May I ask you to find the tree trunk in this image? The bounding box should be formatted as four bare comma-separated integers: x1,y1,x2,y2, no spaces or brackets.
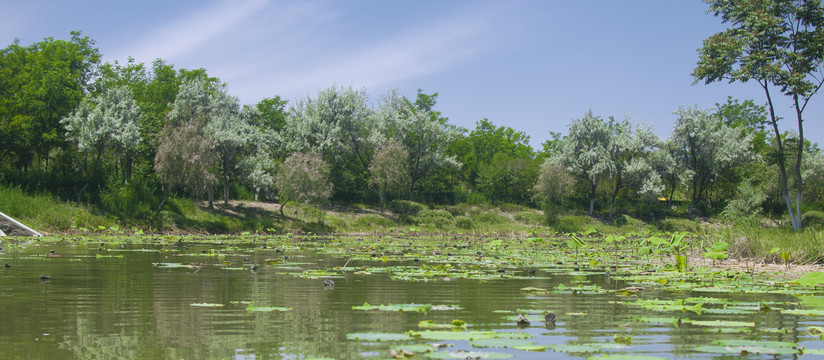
609,172,622,220
793,95,805,231
223,175,230,206
763,83,799,231
588,180,597,217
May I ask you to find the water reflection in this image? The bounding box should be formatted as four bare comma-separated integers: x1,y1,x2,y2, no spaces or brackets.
0,242,819,359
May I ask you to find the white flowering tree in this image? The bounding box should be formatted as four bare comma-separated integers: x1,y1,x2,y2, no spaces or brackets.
62,84,141,201
605,117,660,219
559,110,613,216
670,105,752,214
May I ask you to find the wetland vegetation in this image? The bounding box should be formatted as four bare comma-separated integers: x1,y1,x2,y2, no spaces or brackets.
4,232,824,359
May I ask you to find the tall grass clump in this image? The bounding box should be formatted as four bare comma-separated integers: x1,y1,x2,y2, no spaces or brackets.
721,221,824,263
0,185,113,232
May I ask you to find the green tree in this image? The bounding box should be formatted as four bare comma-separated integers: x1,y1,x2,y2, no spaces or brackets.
532,157,576,223
559,110,613,216
0,31,100,171
451,118,535,190
694,0,824,230
256,96,288,132
275,152,333,216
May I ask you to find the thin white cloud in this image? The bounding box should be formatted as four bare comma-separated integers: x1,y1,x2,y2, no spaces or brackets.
110,0,270,63
227,3,503,103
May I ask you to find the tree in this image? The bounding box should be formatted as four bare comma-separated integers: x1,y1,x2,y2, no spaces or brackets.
451,118,535,192
477,153,539,204
275,152,333,216
605,117,659,219
154,114,217,211
694,0,824,230
376,90,460,201
532,157,576,223
206,89,255,206
559,110,613,216
670,105,752,214
256,96,288,132
155,78,221,208
61,85,142,201
369,139,408,212
281,86,376,200
0,31,100,171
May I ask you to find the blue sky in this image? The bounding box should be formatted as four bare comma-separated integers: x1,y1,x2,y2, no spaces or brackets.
3,0,823,148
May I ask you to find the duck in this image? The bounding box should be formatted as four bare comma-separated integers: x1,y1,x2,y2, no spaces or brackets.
323,279,335,287
39,275,50,280
545,312,557,324
516,314,530,325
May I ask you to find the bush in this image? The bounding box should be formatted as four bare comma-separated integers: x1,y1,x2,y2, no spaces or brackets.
388,200,427,215
514,211,543,226
803,211,824,229
656,218,699,233
414,209,455,230
554,215,590,233
472,211,508,225
455,216,474,230
721,180,766,220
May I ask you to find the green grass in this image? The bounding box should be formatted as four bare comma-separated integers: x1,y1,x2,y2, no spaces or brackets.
3,183,824,266
0,185,114,234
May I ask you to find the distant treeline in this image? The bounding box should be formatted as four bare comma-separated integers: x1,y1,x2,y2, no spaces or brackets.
1,31,823,228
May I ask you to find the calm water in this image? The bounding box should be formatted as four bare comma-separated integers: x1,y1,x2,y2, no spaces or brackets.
0,239,821,359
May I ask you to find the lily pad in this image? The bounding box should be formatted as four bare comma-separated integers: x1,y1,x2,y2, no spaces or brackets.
246,304,292,312
470,338,535,348
689,320,755,327
587,355,669,360
424,350,514,359
408,330,497,341
346,332,412,341
190,303,224,307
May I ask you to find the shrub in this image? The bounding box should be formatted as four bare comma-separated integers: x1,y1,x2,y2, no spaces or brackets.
472,211,508,225
803,210,824,229
721,180,767,220
455,216,474,230
514,211,544,226
554,215,590,233
656,218,699,232
388,200,427,215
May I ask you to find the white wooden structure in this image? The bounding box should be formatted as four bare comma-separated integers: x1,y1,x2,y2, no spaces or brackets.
0,211,42,236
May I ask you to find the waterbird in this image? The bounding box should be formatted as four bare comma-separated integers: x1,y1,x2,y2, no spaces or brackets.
516,314,530,325
323,279,335,287
39,275,50,280
545,312,557,324
4,263,10,268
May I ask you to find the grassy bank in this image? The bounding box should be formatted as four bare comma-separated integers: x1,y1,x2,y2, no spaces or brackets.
1,185,822,264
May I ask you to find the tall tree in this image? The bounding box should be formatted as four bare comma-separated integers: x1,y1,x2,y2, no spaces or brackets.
0,31,100,171
376,90,459,201
369,139,408,212
670,106,752,214
694,0,824,230
605,117,659,219
560,110,613,216
61,85,142,201
155,78,220,208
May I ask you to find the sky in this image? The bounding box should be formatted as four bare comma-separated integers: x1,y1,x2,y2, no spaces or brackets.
3,0,823,148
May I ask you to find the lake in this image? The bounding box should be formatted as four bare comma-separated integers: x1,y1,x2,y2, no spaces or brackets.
1,234,823,359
